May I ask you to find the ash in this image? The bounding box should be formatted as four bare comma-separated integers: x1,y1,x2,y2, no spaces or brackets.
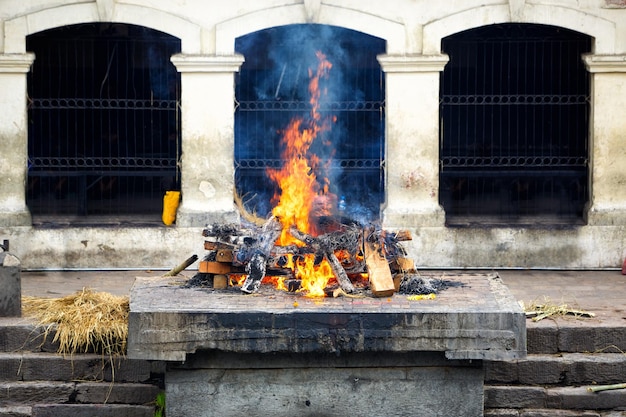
398,274,462,295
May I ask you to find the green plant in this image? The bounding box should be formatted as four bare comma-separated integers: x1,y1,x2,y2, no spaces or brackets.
154,391,165,417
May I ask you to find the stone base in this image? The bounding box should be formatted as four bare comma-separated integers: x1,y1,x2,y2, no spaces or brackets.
166,351,483,417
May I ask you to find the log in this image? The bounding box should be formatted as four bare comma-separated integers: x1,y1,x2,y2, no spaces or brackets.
163,254,198,277
364,240,395,297
240,217,282,294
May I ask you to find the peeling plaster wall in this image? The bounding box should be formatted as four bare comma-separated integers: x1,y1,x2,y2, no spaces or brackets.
1,0,625,269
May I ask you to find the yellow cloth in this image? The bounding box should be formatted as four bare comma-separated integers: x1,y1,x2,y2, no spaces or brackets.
162,191,180,226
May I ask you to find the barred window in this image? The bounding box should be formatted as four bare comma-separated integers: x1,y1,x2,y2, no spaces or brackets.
440,24,591,226
234,25,386,223
27,24,181,224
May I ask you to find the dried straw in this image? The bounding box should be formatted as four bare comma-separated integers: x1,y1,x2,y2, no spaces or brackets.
520,296,595,322
22,288,129,356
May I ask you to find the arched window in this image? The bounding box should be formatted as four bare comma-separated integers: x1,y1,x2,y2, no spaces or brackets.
234,25,385,223
440,24,591,225
27,23,181,224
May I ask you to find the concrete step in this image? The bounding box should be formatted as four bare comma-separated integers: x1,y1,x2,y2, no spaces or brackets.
484,385,626,411
31,404,154,417
0,352,160,383
0,380,159,407
485,353,626,386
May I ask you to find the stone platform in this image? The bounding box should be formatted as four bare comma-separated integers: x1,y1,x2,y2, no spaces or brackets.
128,272,525,362
128,273,525,417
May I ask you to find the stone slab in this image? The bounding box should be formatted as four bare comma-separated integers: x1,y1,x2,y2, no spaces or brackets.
165,351,484,417
128,272,526,361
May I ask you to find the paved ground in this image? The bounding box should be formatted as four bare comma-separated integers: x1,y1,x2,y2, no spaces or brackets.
19,268,626,325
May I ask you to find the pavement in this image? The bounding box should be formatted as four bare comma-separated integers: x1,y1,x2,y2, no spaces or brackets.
18,268,626,326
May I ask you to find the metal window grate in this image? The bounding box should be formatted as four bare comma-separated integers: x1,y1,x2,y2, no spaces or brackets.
440,24,591,225
26,24,181,221
234,25,386,222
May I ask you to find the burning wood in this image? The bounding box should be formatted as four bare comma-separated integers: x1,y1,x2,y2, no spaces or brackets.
196,217,417,298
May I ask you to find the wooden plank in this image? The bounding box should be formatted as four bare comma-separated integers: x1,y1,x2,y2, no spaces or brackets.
199,261,232,274
364,241,395,297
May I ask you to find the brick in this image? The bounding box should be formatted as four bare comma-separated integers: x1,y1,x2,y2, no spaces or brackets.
31,404,153,417
484,385,546,408
74,382,159,405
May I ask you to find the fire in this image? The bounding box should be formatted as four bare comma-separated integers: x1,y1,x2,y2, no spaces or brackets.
266,51,337,297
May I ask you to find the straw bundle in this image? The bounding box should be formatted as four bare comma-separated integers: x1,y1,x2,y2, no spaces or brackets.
22,288,129,356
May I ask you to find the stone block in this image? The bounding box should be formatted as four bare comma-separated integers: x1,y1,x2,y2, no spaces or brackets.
0,253,20,317
0,405,31,417
166,351,484,417
0,352,153,383
74,382,159,405
520,410,600,417
0,381,74,404
527,322,559,354
484,385,547,409
484,409,520,417
548,386,626,410
31,404,153,417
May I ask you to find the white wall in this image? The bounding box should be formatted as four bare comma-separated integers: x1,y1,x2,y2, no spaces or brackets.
1,0,625,269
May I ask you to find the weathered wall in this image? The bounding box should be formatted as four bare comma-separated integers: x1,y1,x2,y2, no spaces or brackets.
0,0,625,269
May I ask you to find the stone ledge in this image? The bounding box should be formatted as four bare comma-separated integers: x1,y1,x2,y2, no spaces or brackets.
128,273,526,361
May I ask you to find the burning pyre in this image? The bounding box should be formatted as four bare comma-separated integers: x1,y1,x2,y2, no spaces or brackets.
189,51,441,298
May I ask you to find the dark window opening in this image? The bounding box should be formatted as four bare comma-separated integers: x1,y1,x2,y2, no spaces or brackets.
235,25,385,223
26,23,181,224
440,24,591,226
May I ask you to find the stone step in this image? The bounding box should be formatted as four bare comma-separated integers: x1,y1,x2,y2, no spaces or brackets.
0,319,58,353
485,353,626,386
0,406,31,417
31,404,154,417
527,319,626,354
484,385,626,411
484,408,625,417
0,352,160,383
0,380,159,407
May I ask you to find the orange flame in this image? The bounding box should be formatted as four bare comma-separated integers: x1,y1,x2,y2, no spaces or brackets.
266,51,337,297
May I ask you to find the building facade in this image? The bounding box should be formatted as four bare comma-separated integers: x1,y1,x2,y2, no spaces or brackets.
0,0,625,269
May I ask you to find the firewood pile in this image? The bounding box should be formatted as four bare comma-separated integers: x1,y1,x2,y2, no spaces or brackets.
189,216,423,298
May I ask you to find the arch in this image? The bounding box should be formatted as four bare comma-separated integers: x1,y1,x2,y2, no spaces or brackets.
215,3,405,55
423,4,616,54
4,2,202,53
